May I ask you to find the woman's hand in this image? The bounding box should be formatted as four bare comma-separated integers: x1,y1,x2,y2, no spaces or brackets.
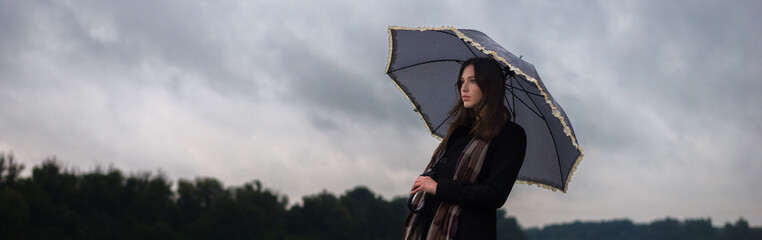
410,176,438,195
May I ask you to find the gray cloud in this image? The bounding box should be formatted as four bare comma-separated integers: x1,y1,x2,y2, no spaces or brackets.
1,0,760,228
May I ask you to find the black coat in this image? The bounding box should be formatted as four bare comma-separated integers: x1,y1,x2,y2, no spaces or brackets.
419,120,527,239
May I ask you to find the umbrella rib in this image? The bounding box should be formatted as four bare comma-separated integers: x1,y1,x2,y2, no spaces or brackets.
388,30,477,75
514,77,547,116
387,59,464,74
506,79,544,97
507,86,544,97
504,94,515,120
511,90,517,120
432,112,455,136
506,75,518,120
504,85,544,119
435,30,479,57
458,37,479,58
517,79,565,185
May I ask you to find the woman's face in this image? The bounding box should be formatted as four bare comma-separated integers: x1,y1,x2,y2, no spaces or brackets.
459,64,483,109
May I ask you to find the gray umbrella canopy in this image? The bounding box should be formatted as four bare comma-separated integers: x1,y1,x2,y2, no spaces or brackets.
385,26,584,192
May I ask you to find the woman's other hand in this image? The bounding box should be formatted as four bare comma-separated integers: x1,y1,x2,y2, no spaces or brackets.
410,176,438,195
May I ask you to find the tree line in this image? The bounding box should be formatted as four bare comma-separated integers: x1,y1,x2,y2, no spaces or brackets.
524,217,759,240
0,152,758,239
0,152,521,239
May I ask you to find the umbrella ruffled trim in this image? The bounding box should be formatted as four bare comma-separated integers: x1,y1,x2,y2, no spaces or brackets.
385,26,454,141
386,26,585,193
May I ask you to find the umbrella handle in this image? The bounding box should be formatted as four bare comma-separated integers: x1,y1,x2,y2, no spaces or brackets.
407,191,426,214
408,169,436,214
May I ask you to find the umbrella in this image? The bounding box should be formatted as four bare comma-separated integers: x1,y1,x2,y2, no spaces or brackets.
385,26,584,192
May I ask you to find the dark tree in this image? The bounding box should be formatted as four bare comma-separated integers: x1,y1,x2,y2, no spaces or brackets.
8,152,761,240
496,209,525,240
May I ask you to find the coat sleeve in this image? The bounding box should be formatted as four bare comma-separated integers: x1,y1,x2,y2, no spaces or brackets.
433,124,527,209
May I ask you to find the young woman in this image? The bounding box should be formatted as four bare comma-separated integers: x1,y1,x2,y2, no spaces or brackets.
403,58,528,240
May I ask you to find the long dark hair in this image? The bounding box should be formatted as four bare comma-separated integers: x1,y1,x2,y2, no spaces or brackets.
444,57,511,142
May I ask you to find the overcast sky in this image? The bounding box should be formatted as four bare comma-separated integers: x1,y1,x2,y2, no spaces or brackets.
1,0,760,228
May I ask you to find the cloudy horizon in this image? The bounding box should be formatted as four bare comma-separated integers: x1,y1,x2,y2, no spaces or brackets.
1,0,760,228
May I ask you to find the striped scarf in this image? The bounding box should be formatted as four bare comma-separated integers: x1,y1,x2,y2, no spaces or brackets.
402,137,490,240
